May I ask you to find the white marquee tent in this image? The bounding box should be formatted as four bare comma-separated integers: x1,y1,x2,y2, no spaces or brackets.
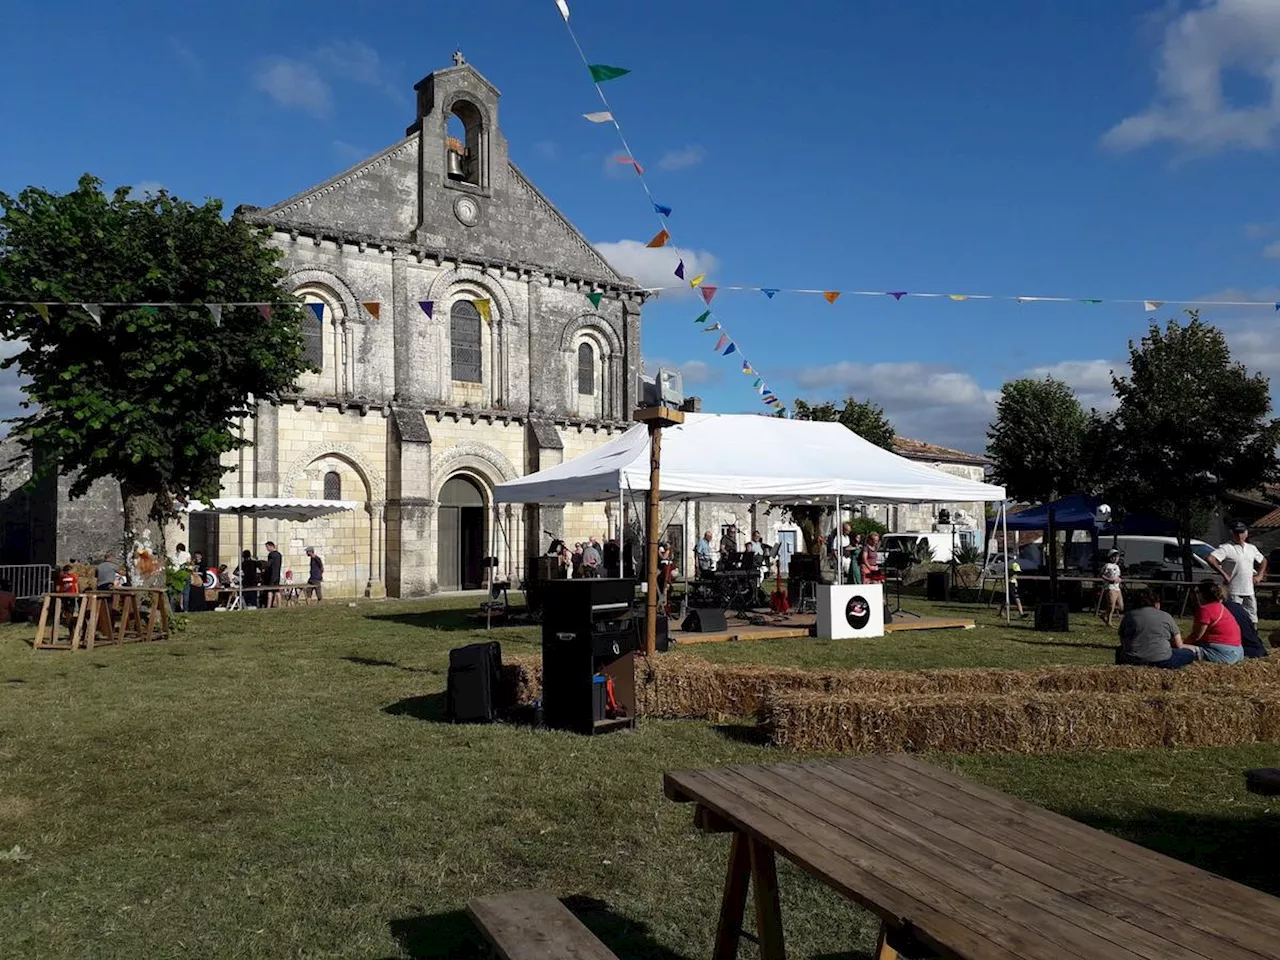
493,413,1006,505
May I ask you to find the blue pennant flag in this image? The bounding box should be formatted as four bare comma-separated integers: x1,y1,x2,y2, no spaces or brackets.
307,302,325,322
653,202,672,217
1275,303,1279,311
761,288,779,299
722,342,738,356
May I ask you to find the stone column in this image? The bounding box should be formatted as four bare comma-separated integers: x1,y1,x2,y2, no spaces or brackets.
365,501,386,598
392,254,410,400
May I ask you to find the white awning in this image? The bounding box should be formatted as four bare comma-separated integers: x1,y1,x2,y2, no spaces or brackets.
494,413,1004,505
183,497,361,521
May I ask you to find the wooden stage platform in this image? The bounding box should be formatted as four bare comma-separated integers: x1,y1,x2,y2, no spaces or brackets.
669,612,975,646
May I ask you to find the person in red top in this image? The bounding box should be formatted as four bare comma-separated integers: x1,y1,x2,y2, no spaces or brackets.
55,565,79,595
1184,581,1244,664
0,579,15,625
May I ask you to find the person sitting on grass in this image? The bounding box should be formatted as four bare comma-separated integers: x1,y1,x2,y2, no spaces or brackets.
1115,589,1196,669
1183,581,1244,664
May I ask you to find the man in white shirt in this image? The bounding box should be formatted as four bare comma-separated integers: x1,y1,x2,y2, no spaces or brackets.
1207,521,1267,624
694,531,715,578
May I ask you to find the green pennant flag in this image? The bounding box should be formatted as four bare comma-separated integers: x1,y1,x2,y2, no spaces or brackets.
141,306,160,316
589,64,630,83
1080,299,1102,304
694,310,710,323
587,292,603,308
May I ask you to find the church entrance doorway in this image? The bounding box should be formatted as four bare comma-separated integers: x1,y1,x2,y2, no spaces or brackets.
438,475,486,590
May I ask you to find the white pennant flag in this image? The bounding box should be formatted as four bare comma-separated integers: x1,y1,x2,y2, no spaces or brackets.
556,0,570,21
82,303,102,326
1143,300,1163,312
583,111,614,123
207,304,223,326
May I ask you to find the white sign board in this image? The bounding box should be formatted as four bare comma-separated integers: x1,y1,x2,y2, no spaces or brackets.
816,584,886,639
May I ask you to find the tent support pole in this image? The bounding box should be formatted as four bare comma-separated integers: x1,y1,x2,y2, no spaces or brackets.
835,496,842,585
1002,501,1010,623
684,499,690,583
635,407,684,657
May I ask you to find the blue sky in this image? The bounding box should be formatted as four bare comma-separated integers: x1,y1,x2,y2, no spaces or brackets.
3,0,1280,453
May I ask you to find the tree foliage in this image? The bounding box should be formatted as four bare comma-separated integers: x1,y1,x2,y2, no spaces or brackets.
790,397,897,450
1106,313,1280,576
0,175,311,570
986,376,1093,503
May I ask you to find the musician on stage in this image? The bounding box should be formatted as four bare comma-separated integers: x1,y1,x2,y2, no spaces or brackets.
719,525,738,559
695,531,716,578
860,532,886,584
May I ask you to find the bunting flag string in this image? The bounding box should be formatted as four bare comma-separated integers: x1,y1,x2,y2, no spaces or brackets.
645,228,670,248
583,111,613,123
257,305,272,321
307,302,325,323
419,301,434,318
473,298,493,322
589,64,630,83
362,300,381,320
653,202,672,218
586,292,604,308
82,303,102,326
823,291,840,304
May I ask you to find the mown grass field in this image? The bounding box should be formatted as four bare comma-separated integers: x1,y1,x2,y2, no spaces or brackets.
1,596,1278,959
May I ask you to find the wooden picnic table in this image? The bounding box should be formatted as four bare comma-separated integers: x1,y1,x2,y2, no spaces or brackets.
664,754,1280,960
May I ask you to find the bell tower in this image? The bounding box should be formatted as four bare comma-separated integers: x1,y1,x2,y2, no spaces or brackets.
407,50,508,204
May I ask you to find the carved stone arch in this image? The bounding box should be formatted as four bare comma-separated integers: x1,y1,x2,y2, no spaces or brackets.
442,93,492,130
430,441,519,502
560,313,622,354
280,442,385,503
426,266,514,321
285,268,360,323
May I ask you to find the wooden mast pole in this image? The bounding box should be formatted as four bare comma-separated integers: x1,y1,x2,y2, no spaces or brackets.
633,405,684,657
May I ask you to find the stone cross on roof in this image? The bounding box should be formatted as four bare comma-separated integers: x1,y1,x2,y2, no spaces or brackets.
452,49,466,67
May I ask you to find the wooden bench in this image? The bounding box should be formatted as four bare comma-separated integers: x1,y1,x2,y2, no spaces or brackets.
466,890,619,960
666,755,1280,959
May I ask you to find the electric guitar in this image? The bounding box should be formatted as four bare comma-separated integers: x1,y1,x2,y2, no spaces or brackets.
770,557,790,613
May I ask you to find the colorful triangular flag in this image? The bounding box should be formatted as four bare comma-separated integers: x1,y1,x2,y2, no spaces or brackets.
674,259,685,280
362,301,381,320
714,334,729,351
32,303,49,323
823,291,840,304
1275,303,1280,312
1143,300,1163,312
761,288,779,299
140,306,159,316
948,294,969,301
694,310,710,323
474,298,492,322
753,378,762,389
722,342,737,356
704,322,721,332
689,273,705,288
583,111,613,123
590,64,630,84
645,229,670,249
81,303,102,326
207,304,223,326
742,361,754,374
701,286,718,305
889,291,907,301
556,0,570,20
1081,299,1102,305
587,292,603,308
257,304,272,320
419,301,434,318
307,302,325,323
653,202,672,217
615,156,643,174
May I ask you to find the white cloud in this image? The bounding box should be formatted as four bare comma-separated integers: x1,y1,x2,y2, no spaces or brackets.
1102,0,1280,153
658,145,706,171
644,358,721,387
314,40,383,86
593,239,718,295
1263,239,1280,258
0,340,27,426
167,37,203,79
1023,359,1120,412
254,58,332,117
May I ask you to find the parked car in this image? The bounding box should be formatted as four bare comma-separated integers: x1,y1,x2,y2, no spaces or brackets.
1103,535,1217,581
881,533,956,566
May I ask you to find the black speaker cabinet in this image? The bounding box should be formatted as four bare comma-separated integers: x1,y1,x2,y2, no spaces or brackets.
682,607,728,633
541,579,637,735
1034,602,1070,633
926,571,949,602
446,641,504,723
788,553,820,583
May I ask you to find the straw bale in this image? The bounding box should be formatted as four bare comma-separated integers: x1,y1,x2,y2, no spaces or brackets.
761,688,1280,755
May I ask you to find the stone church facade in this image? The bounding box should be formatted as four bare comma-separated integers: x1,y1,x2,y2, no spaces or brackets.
195,54,646,597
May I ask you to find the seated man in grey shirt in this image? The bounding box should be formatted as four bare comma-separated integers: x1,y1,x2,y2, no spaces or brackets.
1115,589,1196,669
95,551,121,591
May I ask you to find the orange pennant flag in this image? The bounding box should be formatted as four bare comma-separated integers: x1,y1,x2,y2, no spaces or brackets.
362,301,381,320
823,291,840,304
645,228,670,249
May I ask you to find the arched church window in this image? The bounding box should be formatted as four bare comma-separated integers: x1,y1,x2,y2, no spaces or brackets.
300,298,326,372
323,471,342,500
577,342,595,395
450,301,483,383
446,100,484,187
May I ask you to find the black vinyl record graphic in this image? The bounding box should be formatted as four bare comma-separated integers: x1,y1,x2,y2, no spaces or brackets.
845,595,871,631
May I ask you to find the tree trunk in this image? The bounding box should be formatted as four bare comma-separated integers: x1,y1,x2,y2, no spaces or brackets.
121,484,167,588
1179,510,1194,585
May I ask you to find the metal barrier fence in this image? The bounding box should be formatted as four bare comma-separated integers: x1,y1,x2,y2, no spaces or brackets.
0,564,56,599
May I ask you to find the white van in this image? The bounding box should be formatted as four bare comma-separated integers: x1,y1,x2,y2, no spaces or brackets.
1106,535,1217,579
881,533,954,564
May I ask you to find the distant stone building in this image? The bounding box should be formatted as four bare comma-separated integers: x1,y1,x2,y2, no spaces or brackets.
194,52,646,596
860,438,991,547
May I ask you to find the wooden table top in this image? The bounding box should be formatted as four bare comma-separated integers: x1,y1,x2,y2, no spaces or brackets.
664,755,1280,960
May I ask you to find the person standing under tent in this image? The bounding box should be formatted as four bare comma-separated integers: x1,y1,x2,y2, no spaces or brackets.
1206,521,1267,624
603,538,621,579
859,533,884,584
304,547,324,603
238,550,262,608
263,541,283,608
582,538,602,578
1100,550,1124,627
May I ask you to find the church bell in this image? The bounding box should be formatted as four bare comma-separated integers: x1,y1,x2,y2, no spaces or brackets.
447,148,469,181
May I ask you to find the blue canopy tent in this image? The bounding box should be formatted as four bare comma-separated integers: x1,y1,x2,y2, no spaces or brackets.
989,494,1177,536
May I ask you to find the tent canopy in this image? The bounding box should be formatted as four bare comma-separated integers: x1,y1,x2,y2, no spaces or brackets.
494,413,1005,505
989,493,1176,535
184,497,361,522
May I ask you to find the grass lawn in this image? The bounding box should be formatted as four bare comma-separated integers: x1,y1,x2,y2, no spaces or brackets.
1,597,1278,959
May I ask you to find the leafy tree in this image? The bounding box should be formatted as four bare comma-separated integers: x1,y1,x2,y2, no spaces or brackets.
781,398,897,551
791,397,896,450
1107,313,1280,580
0,175,310,582
986,376,1094,503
